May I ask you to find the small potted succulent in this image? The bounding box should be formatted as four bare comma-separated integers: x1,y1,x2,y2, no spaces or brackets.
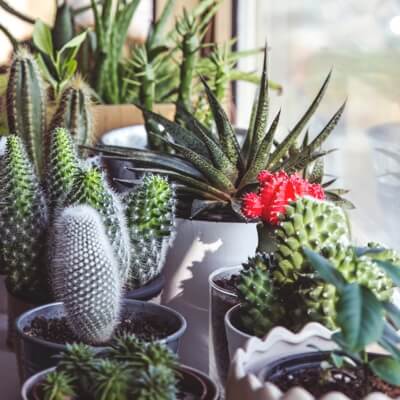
21,335,218,400
226,250,400,400
224,177,399,363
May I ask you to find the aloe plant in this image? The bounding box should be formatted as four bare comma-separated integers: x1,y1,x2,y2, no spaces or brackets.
95,47,346,219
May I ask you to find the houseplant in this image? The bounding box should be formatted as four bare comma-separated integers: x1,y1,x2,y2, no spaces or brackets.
226,250,400,400
96,47,347,371
21,336,219,400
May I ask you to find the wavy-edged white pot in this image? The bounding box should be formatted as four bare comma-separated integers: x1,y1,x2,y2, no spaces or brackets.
225,322,337,400
161,218,257,372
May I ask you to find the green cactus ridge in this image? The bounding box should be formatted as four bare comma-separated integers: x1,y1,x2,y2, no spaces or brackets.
125,175,176,289
66,167,130,283
6,48,46,175
48,76,93,148
0,136,48,297
51,205,121,343
46,127,81,209
42,370,76,400
275,197,351,284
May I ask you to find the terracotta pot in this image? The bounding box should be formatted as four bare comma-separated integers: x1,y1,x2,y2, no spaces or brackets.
160,217,258,373
22,364,219,400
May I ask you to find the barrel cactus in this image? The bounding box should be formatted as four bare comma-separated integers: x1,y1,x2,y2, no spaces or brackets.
124,175,176,289
0,136,48,298
6,48,46,175
65,167,130,283
51,205,121,343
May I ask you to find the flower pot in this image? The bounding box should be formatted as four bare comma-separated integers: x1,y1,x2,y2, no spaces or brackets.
209,266,240,392
125,273,165,301
225,331,338,400
230,351,397,400
22,365,219,400
160,217,258,372
16,299,187,382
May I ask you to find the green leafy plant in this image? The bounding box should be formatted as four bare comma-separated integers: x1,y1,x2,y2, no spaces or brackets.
33,19,87,99
41,370,76,400
305,248,400,392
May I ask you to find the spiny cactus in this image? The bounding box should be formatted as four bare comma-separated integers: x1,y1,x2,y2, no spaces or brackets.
124,175,176,289
51,205,121,344
237,254,284,337
48,76,93,148
6,48,46,175
46,127,81,210
0,136,48,298
42,370,76,400
274,197,351,284
65,167,130,283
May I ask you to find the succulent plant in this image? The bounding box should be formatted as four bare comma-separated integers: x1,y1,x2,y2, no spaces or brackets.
124,175,176,289
0,136,48,299
6,48,46,176
48,76,93,148
46,127,81,210
65,167,130,283
41,370,76,400
51,205,122,344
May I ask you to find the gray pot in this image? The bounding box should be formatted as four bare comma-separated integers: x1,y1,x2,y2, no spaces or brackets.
22,365,219,400
16,299,187,382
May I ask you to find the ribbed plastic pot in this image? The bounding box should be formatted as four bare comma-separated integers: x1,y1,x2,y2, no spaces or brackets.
125,274,165,301
22,364,219,400
15,299,187,383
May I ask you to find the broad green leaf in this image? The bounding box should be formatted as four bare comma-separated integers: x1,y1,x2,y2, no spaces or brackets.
303,247,346,291
384,302,400,330
36,55,58,88
242,89,259,162
370,356,400,386
375,260,400,286
148,0,176,49
33,20,54,57
59,30,87,63
336,283,384,352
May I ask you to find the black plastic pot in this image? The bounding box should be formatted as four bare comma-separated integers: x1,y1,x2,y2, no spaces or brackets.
125,274,165,301
16,299,187,382
22,365,219,400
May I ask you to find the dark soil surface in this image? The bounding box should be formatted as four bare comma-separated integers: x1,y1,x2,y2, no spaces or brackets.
214,274,240,294
24,313,172,346
271,365,400,399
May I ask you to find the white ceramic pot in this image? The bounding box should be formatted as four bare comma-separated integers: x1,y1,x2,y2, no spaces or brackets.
161,218,258,372
225,323,336,400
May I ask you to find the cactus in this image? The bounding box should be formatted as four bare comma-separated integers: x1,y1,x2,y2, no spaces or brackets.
51,205,122,344
6,48,46,175
65,167,130,283
46,127,81,210
237,254,285,337
42,371,76,400
124,175,176,289
48,76,93,148
0,136,48,298
274,197,351,284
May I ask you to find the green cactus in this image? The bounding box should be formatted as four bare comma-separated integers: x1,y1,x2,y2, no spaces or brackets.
0,136,48,299
46,127,81,210
48,76,93,148
274,197,351,284
42,370,76,400
51,205,121,344
124,175,176,289
65,167,130,283
6,48,46,175
237,254,284,337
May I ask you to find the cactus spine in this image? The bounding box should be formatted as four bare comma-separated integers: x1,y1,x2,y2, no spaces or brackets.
65,167,130,283
48,76,93,148
0,136,48,298
124,175,176,289
6,48,46,175
51,205,121,343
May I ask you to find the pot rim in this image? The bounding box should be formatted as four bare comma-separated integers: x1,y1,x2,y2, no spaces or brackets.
208,265,241,297
22,364,219,400
16,299,187,351
225,303,252,340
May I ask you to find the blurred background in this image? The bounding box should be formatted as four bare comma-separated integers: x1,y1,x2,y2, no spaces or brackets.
0,0,399,248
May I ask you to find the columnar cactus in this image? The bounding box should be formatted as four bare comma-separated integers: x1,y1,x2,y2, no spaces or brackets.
6,48,46,175
65,167,130,283
46,127,81,210
0,136,48,298
124,175,176,289
48,76,93,148
51,205,121,343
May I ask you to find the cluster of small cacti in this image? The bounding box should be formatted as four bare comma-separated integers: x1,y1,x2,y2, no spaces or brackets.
41,337,178,400
237,196,400,335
